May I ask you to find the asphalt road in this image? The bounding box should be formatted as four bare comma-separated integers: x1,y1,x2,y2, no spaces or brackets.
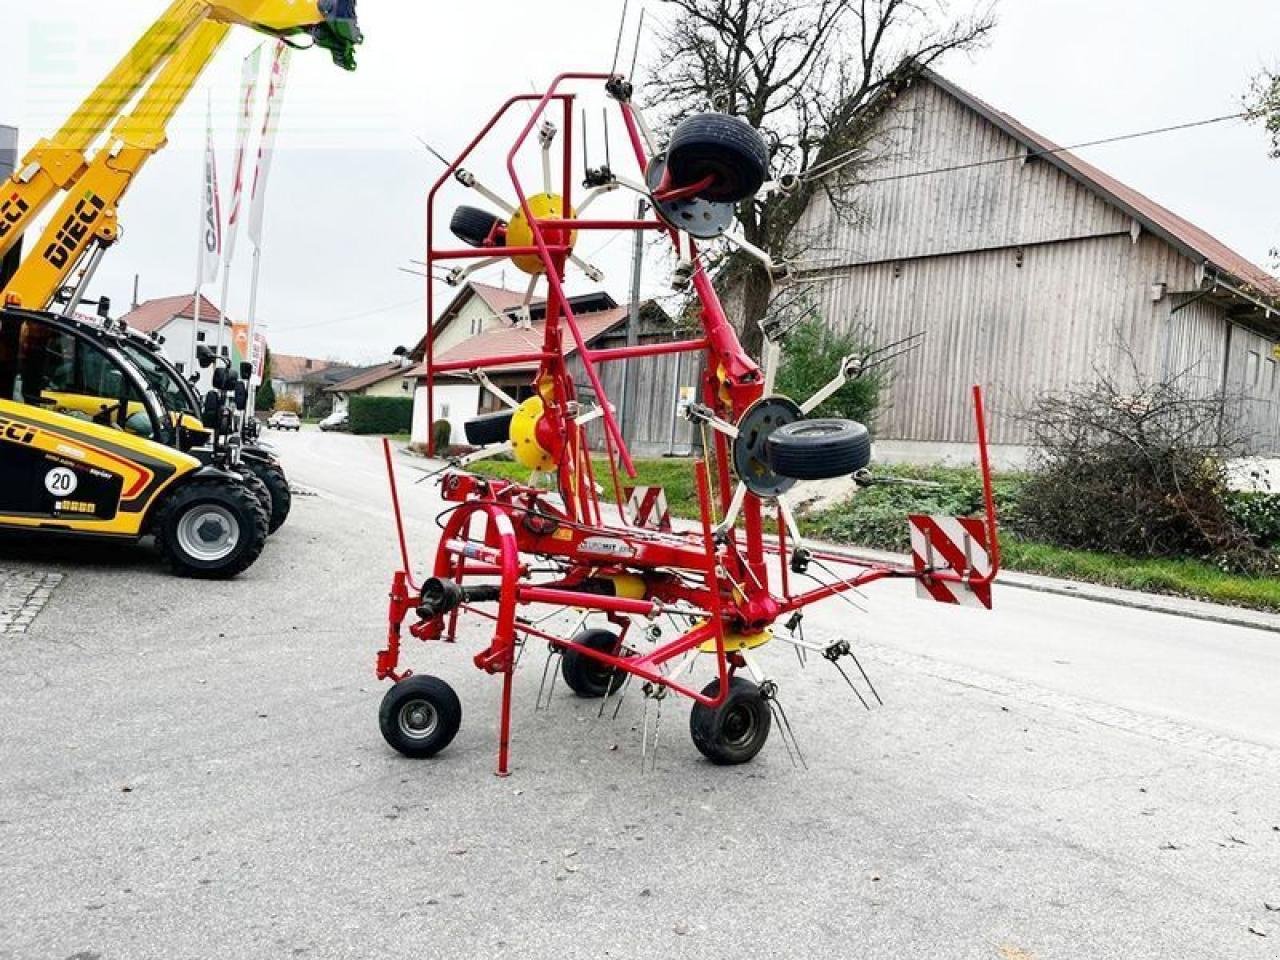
1,427,1278,959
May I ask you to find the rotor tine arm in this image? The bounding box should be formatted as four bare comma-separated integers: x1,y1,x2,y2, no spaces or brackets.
454,168,518,218
712,482,748,538
575,183,619,214
473,370,521,410
445,257,505,287
570,254,604,283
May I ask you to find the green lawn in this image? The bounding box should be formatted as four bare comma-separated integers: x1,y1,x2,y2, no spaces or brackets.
470,457,1280,613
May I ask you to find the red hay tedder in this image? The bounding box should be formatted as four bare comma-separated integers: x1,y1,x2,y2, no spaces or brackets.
375,71,1000,776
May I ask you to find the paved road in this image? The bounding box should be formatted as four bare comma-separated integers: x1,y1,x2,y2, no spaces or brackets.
1,427,1277,959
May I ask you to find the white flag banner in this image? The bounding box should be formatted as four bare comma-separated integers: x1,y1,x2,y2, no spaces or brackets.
198,102,222,285
224,45,262,269
246,41,292,251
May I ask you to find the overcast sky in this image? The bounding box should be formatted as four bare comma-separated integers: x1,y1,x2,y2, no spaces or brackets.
2,1,1278,364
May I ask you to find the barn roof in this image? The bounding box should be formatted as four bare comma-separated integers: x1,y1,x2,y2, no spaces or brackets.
323,362,409,394
922,68,1280,306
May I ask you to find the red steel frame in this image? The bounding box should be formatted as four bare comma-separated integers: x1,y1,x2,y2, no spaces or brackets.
378,73,1001,775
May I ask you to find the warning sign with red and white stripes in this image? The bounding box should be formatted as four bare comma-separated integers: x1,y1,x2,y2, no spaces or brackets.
908,515,994,610
623,486,672,531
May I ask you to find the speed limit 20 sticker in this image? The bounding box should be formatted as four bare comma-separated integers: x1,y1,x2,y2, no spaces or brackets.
44,467,79,497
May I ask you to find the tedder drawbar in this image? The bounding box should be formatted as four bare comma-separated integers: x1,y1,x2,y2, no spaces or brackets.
374,72,1000,775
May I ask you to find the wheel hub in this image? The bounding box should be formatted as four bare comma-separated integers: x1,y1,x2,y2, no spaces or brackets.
399,699,438,740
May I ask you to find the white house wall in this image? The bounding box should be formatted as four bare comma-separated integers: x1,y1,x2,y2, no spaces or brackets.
411,381,480,448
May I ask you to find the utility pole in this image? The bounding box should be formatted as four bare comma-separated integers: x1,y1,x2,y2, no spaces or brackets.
619,196,647,445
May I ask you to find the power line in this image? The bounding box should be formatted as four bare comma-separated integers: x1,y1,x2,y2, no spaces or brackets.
803,111,1249,186
273,296,425,333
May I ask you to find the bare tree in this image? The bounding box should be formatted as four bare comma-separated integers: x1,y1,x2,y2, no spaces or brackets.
644,0,996,358
1246,68,1280,159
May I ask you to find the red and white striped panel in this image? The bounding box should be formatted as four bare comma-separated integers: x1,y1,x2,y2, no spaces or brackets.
908,515,994,610
623,486,672,531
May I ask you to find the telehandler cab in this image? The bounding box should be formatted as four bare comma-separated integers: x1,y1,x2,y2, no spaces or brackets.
0,306,269,577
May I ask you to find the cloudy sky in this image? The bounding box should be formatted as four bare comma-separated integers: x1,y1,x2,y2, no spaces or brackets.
2,1,1278,364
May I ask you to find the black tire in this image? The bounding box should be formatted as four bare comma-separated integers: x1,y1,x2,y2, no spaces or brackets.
560,629,627,698
689,676,772,765
243,458,292,534
464,409,515,446
378,675,462,759
450,205,504,248
239,470,274,533
152,478,269,579
766,419,872,480
666,113,770,203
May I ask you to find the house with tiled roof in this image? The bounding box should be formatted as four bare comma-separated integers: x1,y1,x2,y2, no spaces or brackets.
406,281,688,454
323,361,415,418
794,67,1280,459
118,293,235,393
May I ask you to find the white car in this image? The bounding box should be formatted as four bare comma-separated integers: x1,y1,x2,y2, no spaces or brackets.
267,411,301,431
318,409,349,432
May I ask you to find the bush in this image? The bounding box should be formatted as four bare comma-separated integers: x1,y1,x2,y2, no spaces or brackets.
805,465,1021,552
431,418,452,451
349,396,414,435
773,319,881,426
1016,366,1272,574
273,395,301,414
1226,492,1280,549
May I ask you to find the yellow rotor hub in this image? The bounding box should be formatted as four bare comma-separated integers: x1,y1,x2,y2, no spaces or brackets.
506,193,577,275
510,396,557,471
698,626,773,654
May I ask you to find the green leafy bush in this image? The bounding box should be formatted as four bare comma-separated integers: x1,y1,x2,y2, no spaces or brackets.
431,418,452,451
1226,492,1280,549
774,319,881,426
349,396,414,435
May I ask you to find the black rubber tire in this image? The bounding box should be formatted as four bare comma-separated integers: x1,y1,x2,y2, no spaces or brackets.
666,113,770,203
766,419,872,480
560,628,627,698
689,676,772,765
378,675,462,759
239,470,274,534
464,409,515,446
450,205,504,248
152,477,269,579
243,459,292,534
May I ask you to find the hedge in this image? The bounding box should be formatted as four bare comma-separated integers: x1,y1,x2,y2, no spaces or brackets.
349,396,414,435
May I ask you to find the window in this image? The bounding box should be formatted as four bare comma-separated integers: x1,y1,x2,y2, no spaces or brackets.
1269,358,1278,394
196,331,206,343
1246,351,1260,391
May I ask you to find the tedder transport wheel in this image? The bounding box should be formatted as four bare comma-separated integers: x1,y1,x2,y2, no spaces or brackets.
244,459,292,534
560,629,627,698
689,677,772,765
766,419,872,480
379,675,462,758
153,478,269,579
666,113,771,203
464,409,515,446
450,205,504,248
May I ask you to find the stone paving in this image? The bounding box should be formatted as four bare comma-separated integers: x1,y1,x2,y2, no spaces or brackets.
0,568,64,635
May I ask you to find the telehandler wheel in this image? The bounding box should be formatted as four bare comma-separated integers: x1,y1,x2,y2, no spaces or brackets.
666,113,771,203
766,418,871,480
240,470,274,533
689,676,772,765
450,205,505,248
379,675,462,758
560,629,627,698
244,459,292,533
153,478,269,579
464,409,515,446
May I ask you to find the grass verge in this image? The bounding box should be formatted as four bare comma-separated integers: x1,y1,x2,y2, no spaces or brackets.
471,458,1280,613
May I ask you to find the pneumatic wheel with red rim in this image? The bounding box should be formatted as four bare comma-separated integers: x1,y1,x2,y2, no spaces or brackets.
379,675,462,758
666,113,771,203
450,205,505,248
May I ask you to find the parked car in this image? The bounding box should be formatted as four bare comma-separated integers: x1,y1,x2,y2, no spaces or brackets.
318,409,349,432
268,410,302,432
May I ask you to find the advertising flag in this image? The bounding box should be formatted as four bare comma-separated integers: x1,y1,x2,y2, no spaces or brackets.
224,45,262,269
199,102,222,285
246,42,292,250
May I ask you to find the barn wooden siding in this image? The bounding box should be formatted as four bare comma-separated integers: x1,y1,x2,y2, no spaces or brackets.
569,328,705,458
792,79,1279,451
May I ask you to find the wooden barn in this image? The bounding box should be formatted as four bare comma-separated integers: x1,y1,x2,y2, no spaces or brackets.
793,69,1280,463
